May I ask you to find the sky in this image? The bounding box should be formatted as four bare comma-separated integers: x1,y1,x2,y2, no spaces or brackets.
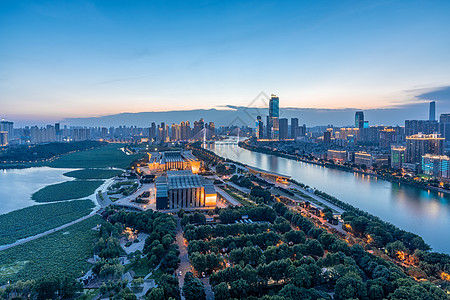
1,0,450,124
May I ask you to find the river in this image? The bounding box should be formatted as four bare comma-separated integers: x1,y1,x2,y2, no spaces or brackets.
206,141,450,254
0,167,76,215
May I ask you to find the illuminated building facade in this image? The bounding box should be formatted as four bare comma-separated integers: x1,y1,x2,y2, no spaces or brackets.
269,94,279,140
422,154,449,178
406,133,444,163
391,146,406,169
327,150,347,162
155,170,217,210
148,150,201,174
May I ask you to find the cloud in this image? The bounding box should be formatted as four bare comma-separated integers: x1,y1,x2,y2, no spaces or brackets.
415,86,450,103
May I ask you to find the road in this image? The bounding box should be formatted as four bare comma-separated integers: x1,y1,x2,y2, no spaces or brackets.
175,217,214,300
175,217,190,300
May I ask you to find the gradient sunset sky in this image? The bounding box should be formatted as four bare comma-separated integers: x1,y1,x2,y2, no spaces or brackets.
1,0,449,122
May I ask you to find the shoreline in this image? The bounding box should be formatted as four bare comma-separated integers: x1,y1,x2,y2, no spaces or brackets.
239,142,450,196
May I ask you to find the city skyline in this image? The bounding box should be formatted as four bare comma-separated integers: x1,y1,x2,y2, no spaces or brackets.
1,0,450,122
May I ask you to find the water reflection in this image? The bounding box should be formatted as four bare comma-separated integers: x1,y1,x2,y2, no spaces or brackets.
210,142,450,253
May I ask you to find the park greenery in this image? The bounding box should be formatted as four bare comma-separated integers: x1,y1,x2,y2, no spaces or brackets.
63,168,124,179
47,143,143,169
0,215,105,284
31,180,103,202
0,141,106,167
0,200,94,245
181,204,450,299
92,208,179,299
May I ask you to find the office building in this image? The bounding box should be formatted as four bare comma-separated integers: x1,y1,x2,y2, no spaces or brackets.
422,154,449,178
355,111,364,129
279,118,288,140
391,146,406,169
405,133,444,163
155,170,217,211
429,101,436,121
269,94,279,140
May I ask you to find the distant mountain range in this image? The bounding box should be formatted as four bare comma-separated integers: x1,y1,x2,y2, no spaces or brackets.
60,85,450,128
60,103,442,128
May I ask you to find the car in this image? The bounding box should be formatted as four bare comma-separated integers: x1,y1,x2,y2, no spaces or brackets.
178,271,182,276
201,272,206,277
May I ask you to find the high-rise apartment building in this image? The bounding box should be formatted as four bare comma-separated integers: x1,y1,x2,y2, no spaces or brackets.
0,131,8,146
405,120,438,136
405,133,444,163
269,94,279,140
0,119,14,142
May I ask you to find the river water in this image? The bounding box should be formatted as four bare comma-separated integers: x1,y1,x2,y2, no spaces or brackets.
0,167,76,215
207,141,450,254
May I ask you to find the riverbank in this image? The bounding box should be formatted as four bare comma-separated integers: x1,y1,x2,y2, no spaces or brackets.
239,141,450,196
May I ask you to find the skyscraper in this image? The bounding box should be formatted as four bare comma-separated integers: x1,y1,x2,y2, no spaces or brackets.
429,101,436,121
291,118,298,139
256,116,264,139
279,118,288,140
269,94,279,140
355,111,364,129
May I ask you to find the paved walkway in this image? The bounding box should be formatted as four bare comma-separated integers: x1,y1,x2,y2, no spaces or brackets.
0,212,96,252
0,175,115,252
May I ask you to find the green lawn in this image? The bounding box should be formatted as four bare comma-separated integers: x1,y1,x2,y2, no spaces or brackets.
0,215,105,284
32,180,103,202
0,200,95,245
63,168,124,179
47,144,143,169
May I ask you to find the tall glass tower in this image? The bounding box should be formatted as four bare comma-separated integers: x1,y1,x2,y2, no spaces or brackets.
269,95,279,140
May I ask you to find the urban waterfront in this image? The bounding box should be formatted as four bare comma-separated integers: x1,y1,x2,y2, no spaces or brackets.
208,141,450,254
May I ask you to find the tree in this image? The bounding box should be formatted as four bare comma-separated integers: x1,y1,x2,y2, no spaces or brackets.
213,282,230,300
147,287,165,300
229,279,250,299
306,239,324,257
182,272,206,300
334,274,368,300
285,230,306,244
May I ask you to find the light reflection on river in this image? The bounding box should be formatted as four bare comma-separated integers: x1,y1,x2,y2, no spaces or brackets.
207,141,450,254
